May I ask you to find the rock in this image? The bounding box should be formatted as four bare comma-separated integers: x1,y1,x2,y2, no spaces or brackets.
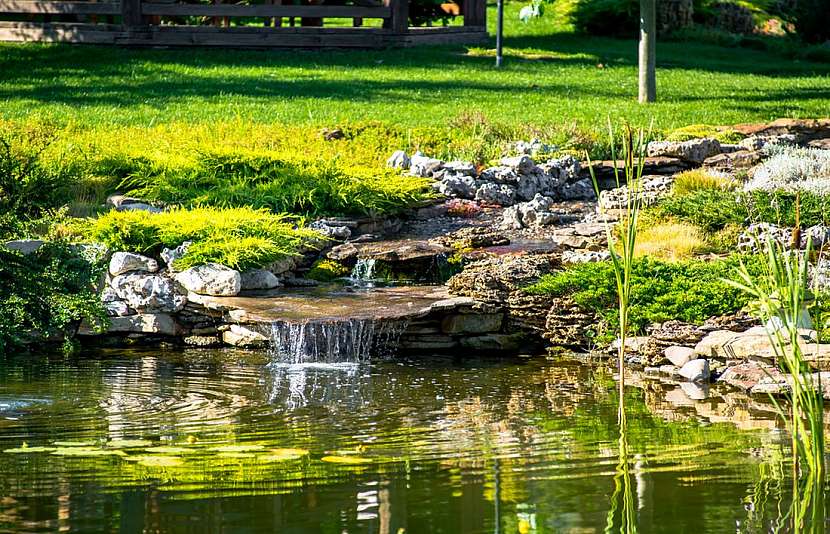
240,269,281,290
460,333,527,352
475,182,516,206
443,160,476,176
678,359,710,382
222,324,268,348
515,173,541,201
737,223,792,252
310,221,351,240
106,195,162,214
110,273,187,313
541,155,581,187
175,264,241,297
561,250,610,264
611,336,652,354
100,287,120,303
586,157,691,182
386,150,411,169
327,242,359,263
434,174,477,199
267,256,297,276
559,178,595,200
3,239,45,255
664,346,696,367
109,252,159,276
441,313,504,334
702,150,763,174
104,300,133,317
599,175,673,211
502,194,558,229
448,253,558,303
718,362,785,392
647,138,722,164
500,155,536,173
160,241,192,269
410,152,443,177
184,335,222,347
399,335,459,351
433,227,510,250
427,296,477,312
106,313,179,336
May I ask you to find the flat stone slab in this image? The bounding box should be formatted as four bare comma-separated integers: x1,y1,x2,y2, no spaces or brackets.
190,285,454,324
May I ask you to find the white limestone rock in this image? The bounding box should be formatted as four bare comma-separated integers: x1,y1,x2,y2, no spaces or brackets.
175,263,241,296
109,252,159,276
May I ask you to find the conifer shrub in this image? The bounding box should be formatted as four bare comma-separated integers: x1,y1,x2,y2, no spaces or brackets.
526,256,762,342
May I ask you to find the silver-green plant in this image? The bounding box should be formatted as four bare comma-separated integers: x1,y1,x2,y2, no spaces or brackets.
588,122,649,424
726,238,825,530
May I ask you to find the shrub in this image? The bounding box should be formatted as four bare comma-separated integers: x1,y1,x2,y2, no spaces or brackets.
745,146,830,194
671,169,738,196
306,259,350,282
525,256,761,342
79,207,322,271
117,150,432,218
655,188,748,232
0,242,107,352
745,190,830,227
664,124,744,144
634,221,708,261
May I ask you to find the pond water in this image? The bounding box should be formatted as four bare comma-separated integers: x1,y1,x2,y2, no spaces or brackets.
0,348,823,533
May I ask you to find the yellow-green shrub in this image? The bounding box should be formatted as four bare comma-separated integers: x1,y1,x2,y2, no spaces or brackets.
306,259,350,282
672,169,739,196
664,124,744,144
78,207,322,271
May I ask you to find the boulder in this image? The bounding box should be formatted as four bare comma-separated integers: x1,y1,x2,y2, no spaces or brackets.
267,256,297,276
175,263,241,296
476,183,517,206
240,269,281,290
327,243,359,263
559,178,595,200
110,273,187,313
460,333,527,352
664,345,696,367
184,335,222,347
500,155,537,173
678,359,710,382
409,153,443,177
647,138,722,164
386,150,411,169
109,252,159,276
310,221,351,240
104,300,133,317
222,324,268,348
106,195,162,214
106,313,179,336
443,160,476,176
561,250,610,264
599,175,673,211
441,313,504,334
434,174,477,199
160,241,192,270
3,239,45,255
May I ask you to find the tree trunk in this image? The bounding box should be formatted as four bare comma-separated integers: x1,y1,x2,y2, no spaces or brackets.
638,0,656,103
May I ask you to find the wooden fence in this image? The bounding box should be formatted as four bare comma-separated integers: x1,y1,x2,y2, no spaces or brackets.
0,0,487,47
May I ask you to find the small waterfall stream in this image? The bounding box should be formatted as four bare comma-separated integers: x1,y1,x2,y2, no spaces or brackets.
349,258,378,283
268,318,408,365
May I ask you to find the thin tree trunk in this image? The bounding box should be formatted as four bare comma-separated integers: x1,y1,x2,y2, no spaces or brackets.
638,0,656,103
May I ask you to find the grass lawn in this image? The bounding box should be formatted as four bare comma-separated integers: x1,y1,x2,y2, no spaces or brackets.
1,2,829,136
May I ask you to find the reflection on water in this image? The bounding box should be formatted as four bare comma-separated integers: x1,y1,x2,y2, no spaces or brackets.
0,348,827,532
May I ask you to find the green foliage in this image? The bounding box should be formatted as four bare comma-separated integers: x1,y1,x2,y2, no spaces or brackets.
0,242,107,352
79,207,322,272
746,190,830,227
552,0,639,36
526,256,761,342
306,259,350,282
671,169,739,196
118,150,432,218
664,124,744,144
656,189,748,232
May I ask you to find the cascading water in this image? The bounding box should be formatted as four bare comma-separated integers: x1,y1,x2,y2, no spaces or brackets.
268,318,408,365
350,258,377,283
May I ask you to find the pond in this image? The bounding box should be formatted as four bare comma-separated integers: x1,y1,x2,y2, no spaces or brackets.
0,348,821,532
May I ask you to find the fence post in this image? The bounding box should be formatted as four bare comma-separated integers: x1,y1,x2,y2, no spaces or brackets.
463,0,485,26
122,0,144,31
383,0,408,33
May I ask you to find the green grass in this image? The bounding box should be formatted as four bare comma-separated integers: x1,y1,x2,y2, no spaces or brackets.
1,3,828,142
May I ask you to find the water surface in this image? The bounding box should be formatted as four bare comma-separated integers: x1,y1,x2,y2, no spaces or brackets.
0,348,816,532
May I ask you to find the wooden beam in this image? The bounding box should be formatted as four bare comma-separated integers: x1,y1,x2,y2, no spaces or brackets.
382,0,406,33
0,0,119,15
141,3,391,19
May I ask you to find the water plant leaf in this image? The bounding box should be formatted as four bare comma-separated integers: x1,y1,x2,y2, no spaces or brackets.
321,455,373,465
4,446,57,454
107,439,154,448
51,447,126,457
127,455,184,468
211,444,266,453
53,441,96,447
144,446,197,455
260,448,310,462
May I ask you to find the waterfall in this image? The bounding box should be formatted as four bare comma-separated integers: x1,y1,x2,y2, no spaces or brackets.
268,318,408,365
350,258,377,282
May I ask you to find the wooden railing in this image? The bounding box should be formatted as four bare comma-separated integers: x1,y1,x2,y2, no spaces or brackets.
0,0,487,47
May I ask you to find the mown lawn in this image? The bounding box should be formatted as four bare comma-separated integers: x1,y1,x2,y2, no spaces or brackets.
1,2,829,135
